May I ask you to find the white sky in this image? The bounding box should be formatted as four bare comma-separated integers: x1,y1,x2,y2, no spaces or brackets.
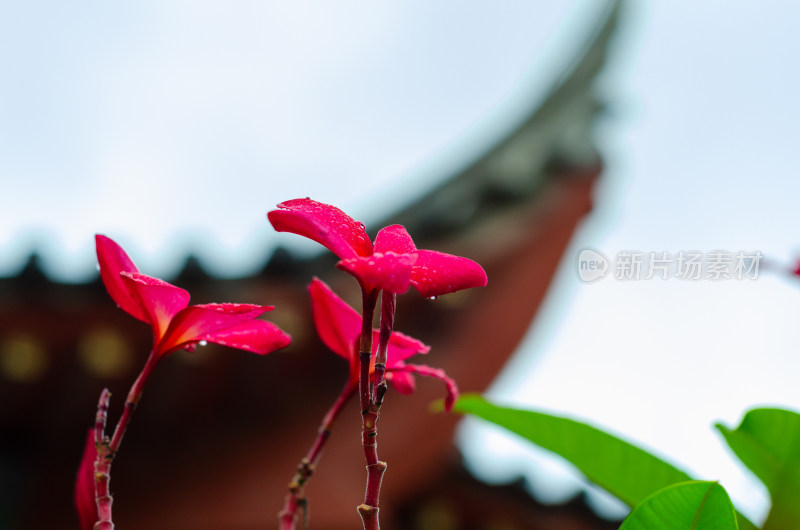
3,0,800,524
0,0,598,280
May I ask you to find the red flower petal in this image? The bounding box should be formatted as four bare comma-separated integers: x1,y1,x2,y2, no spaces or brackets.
157,304,287,356
308,278,360,362
374,224,416,254
396,363,460,411
194,319,291,355
309,278,431,388
337,252,416,294
385,370,415,394
120,272,190,345
96,237,291,358
268,198,373,260
386,329,430,365
74,429,97,530
410,250,488,298
95,235,149,323
192,303,273,319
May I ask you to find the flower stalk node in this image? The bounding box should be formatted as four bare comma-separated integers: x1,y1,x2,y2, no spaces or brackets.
359,461,387,529
356,504,380,530
374,381,387,409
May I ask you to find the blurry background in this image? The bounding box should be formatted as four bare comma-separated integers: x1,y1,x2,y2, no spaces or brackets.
3,0,800,528
1,0,606,280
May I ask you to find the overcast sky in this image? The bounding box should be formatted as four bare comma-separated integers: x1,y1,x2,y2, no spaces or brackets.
0,0,600,280
3,0,800,524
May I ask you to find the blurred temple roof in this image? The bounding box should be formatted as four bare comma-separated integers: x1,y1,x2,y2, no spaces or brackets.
0,1,625,529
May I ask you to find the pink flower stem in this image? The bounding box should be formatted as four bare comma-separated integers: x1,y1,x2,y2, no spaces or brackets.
372,291,395,405
279,382,356,530
359,288,378,407
109,349,159,453
92,349,160,530
357,289,388,530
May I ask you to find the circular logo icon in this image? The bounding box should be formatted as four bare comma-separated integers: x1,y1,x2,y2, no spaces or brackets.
577,248,609,282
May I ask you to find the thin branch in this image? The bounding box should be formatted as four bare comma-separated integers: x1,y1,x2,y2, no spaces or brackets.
93,389,114,530
279,383,356,530
91,350,160,530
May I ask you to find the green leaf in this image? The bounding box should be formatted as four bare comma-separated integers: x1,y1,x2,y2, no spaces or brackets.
454,395,689,506
619,481,738,530
453,394,757,530
716,407,800,530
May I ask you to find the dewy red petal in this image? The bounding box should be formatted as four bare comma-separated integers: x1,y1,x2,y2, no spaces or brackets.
193,303,274,318
268,200,487,298
268,198,373,260
374,225,417,254
157,304,286,356
410,250,488,298
74,429,97,530
194,319,291,355
337,252,416,294
96,235,290,359
95,235,149,323
120,272,190,344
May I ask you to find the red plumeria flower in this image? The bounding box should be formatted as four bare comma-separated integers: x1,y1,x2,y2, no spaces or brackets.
95,235,291,358
309,278,458,410
268,198,487,296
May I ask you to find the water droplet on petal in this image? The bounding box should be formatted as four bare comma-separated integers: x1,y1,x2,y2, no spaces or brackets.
199,340,208,347
427,296,439,301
